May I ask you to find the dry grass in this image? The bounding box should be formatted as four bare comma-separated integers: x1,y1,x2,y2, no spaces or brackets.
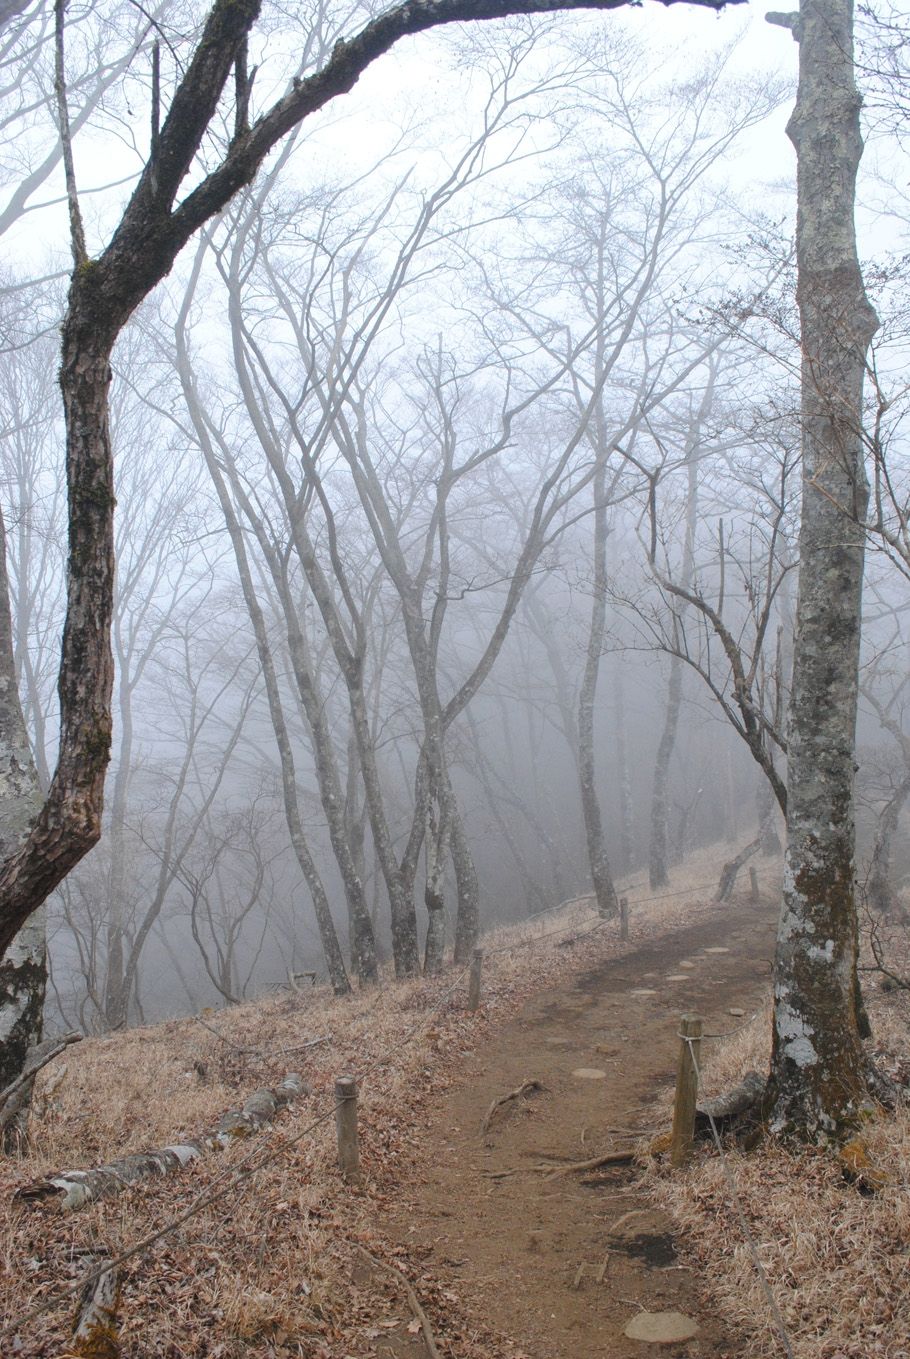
0,844,773,1357
651,959,910,1359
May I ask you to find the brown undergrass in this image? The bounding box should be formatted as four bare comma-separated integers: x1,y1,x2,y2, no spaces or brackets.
650,944,910,1359
0,844,759,1357
8,842,906,1359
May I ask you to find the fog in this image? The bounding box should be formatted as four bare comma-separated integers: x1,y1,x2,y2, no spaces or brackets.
1,0,908,1032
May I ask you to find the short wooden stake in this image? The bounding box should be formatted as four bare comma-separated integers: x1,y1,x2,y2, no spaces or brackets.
468,948,484,1012
749,866,759,902
670,1014,702,1169
334,1075,360,1182
619,897,629,942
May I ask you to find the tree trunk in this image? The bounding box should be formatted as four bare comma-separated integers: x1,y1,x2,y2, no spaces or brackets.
423,799,448,976
199,468,351,997
102,671,133,1029
649,381,704,888
614,660,636,874
758,778,782,857
866,770,910,918
276,589,379,986
578,456,619,918
0,506,47,1150
767,0,880,1139
450,801,479,964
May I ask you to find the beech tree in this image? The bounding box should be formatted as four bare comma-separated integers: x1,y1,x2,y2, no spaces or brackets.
764,0,881,1138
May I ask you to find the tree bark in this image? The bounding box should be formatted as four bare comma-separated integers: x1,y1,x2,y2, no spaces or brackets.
0,506,46,1149
767,0,880,1140
614,660,636,874
423,799,449,975
866,769,910,918
649,655,681,890
578,454,619,918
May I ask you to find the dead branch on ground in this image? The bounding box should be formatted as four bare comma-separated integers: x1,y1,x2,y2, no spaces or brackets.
358,1247,441,1359
71,1250,120,1358
0,1032,82,1138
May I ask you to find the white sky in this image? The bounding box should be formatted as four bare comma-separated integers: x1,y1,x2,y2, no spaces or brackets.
4,0,804,276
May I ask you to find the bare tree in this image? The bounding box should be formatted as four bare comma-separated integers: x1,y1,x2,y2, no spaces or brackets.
632,390,796,821
765,0,881,1138
178,802,279,1005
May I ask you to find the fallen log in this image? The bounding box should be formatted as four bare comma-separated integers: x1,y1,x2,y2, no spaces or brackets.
15,1073,306,1213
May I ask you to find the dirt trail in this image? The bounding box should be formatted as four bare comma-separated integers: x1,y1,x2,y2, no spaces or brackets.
383,902,778,1358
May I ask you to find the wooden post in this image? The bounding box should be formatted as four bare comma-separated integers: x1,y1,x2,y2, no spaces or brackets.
749,866,759,902
335,1075,360,1182
468,948,484,1012
670,1014,702,1168
619,897,629,942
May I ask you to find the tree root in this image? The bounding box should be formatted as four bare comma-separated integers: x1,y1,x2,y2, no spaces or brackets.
542,1150,636,1179
479,1079,545,1136
482,1148,636,1180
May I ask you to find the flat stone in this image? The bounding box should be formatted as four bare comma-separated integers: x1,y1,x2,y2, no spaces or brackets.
703,947,730,954
677,960,695,968
623,1310,700,1343
630,988,657,997
728,1008,746,1017
572,1067,607,1080
666,974,689,982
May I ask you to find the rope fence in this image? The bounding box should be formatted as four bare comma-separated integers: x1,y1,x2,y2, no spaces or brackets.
485,865,780,957
1,959,473,1344
3,861,780,1344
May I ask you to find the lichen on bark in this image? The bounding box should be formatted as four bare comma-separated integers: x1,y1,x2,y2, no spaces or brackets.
766,0,879,1143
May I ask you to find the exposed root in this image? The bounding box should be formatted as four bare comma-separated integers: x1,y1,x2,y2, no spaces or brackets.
542,1150,636,1180
481,1145,637,1181
479,1079,545,1136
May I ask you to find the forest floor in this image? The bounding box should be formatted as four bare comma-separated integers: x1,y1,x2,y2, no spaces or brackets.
380,902,779,1359
1,846,908,1359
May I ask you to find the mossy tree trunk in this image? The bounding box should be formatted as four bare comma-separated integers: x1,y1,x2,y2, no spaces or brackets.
767,0,879,1139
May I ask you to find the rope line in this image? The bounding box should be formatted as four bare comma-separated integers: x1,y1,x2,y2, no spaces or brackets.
485,867,779,957
698,1009,765,1041
4,862,780,1339
1,960,472,1342
682,1036,795,1359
